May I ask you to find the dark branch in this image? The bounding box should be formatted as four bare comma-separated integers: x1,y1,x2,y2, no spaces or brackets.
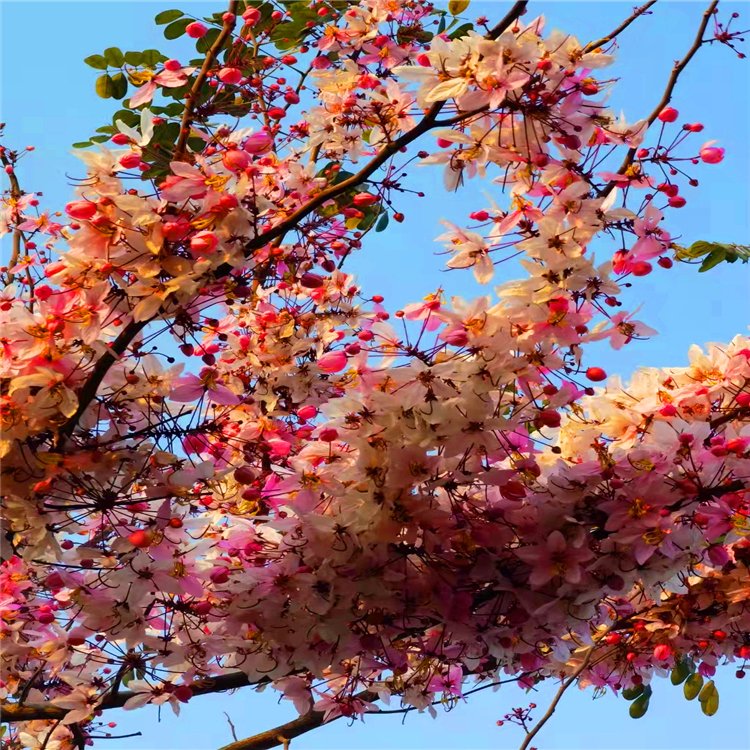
603,0,719,196
173,2,239,161
583,0,659,53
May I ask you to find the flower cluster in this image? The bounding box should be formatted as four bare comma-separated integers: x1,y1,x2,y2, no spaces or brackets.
0,1,746,748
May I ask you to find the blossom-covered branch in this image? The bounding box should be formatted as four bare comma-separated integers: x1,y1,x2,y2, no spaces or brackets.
1,1,747,749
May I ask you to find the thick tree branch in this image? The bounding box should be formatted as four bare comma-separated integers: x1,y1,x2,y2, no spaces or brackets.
216,691,378,750
242,0,528,254
51,0,528,450
56,318,148,443
173,2,239,162
1,671,261,723
0,147,25,287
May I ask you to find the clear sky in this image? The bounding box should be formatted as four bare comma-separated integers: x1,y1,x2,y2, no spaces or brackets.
1,1,749,749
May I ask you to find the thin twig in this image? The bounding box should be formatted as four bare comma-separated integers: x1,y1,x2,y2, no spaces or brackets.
517,648,597,750
225,712,239,742
583,0,659,53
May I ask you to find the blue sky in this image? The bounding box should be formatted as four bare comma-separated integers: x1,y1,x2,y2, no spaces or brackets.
1,1,749,748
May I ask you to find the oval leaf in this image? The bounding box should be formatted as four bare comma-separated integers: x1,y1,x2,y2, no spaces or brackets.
670,659,692,686
448,0,470,14
164,18,191,40
698,680,719,716
683,673,704,701
196,27,221,54
104,47,124,67
142,49,167,67
110,72,128,100
83,54,108,70
629,695,650,719
699,247,727,272
155,8,184,24
621,685,644,701
95,74,114,99
124,51,144,66
449,22,474,40
686,240,717,258
698,680,717,704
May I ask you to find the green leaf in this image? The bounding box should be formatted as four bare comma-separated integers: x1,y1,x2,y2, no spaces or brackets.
84,54,108,70
449,22,474,39
670,659,692,686
375,212,389,233
699,247,727,272
112,109,140,126
142,49,167,67
124,51,144,66
683,673,704,701
164,17,191,39
104,47,125,67
621,685,644,701
110,72,128,100
121,669,135,687
698,680,719,716
686,240,719,258
155,8,184,24
448,0,470,14
72,141,93,149
95,74,114,98
196,27,221,54
90,135,111,143
629,695,650,719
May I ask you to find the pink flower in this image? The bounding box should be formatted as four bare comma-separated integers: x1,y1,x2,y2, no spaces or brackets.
171,369,240,405
159,161,208,202
515,530,593,587
427,664,464,698
52,684,103,725
186,21,208,38
128,66,193,108
699,141,725,164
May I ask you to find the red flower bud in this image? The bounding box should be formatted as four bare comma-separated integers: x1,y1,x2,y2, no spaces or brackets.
657,107,679,123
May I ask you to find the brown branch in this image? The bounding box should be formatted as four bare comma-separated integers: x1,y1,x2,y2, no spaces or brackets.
51,0,528,445
215,673,532,750
1,671,261,723
583,0,659,54
709,404,749,431
0,148,23,285
241,0,528,255
55,2,239,443
603,0,719,196
517,647,597,750
216,690,379,750
56,317,148,443
173,1,239,161
224,712,239,742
